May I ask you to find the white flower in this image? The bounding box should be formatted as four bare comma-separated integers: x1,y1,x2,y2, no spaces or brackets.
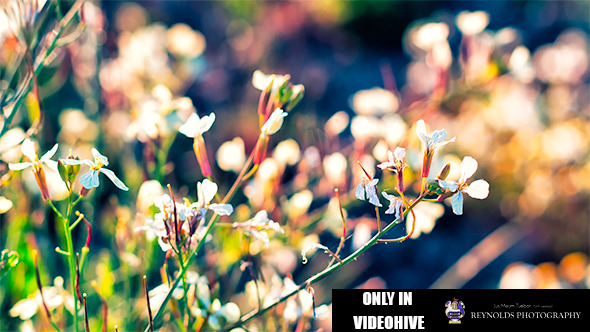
261,108,287,136
252,70,289,92
9,276,73,320
355,177,382,207
377,147,406,172
301,243,329,264
381,192,403,219
179,112,216,138
8,139,58,171
233,210,284,247
190,179,233,217
61,148,128,191
439,156,490,215
416,119,455,152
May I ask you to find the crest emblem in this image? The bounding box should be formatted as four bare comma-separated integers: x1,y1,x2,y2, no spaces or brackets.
445,298,465,324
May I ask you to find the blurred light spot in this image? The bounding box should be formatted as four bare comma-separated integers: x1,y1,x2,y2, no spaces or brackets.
273,139,301,167
558,252,588,284
226,19,253,51
499,262,534,289
455,11,489,36
217,137,246,173
324,111,349,136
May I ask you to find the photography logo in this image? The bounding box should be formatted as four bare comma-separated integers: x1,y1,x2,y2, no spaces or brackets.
445,298,465,324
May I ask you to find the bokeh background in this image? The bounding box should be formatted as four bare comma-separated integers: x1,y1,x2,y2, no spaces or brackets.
1,1,589,331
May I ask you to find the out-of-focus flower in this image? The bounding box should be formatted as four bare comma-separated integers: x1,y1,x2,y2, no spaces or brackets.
533,30,588,84
233,210,284,248
0,127,26,163
179,112,216,138
61,148,129,191
508,46,535,83
166,23,206,58
273,139,300,167
323,152,348,187
261,108,287,137
58,109,99,144
284,190,313,219
136,180,164,214
0,196,13,213
197,299,241,330
350,115,381,141
9,276,74,320
350,87,399,115
216,137,246,173
455,11,490,36
408,202,445,239
410,22,449,52
9,139,58,200
324,111,349,136
381,192,403,219
439,156,490,215
416,119,455,178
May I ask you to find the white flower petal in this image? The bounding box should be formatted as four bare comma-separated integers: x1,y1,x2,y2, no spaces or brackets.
45,160,58,171
463,179,489,199
430,129,448,145
416,120,429,145
393,147,406,161
60,158,91,166
219,302,241,324
460,156,478,181
21,139,37,161
198,113,216,135
200,178,218,204
8,162,33,171
261,108,287,136
355,183,365,201
99,168,129,191
39,143,58,162
451,191,464,215
91,148,109,166
80,170,100,189
208,203,233,216
438,180,458,192
178,113,201,137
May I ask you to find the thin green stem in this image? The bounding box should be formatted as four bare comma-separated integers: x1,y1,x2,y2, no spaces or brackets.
63,218,78,332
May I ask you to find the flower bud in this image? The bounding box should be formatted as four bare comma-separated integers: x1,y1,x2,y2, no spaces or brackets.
261,108,287,137
421,149,434,178
437,163,451,180
33,166,50,201
425,179,445,196
286,84,305,112
193,135,212,177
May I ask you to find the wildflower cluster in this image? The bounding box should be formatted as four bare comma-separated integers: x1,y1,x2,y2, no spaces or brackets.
0,2,587,332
